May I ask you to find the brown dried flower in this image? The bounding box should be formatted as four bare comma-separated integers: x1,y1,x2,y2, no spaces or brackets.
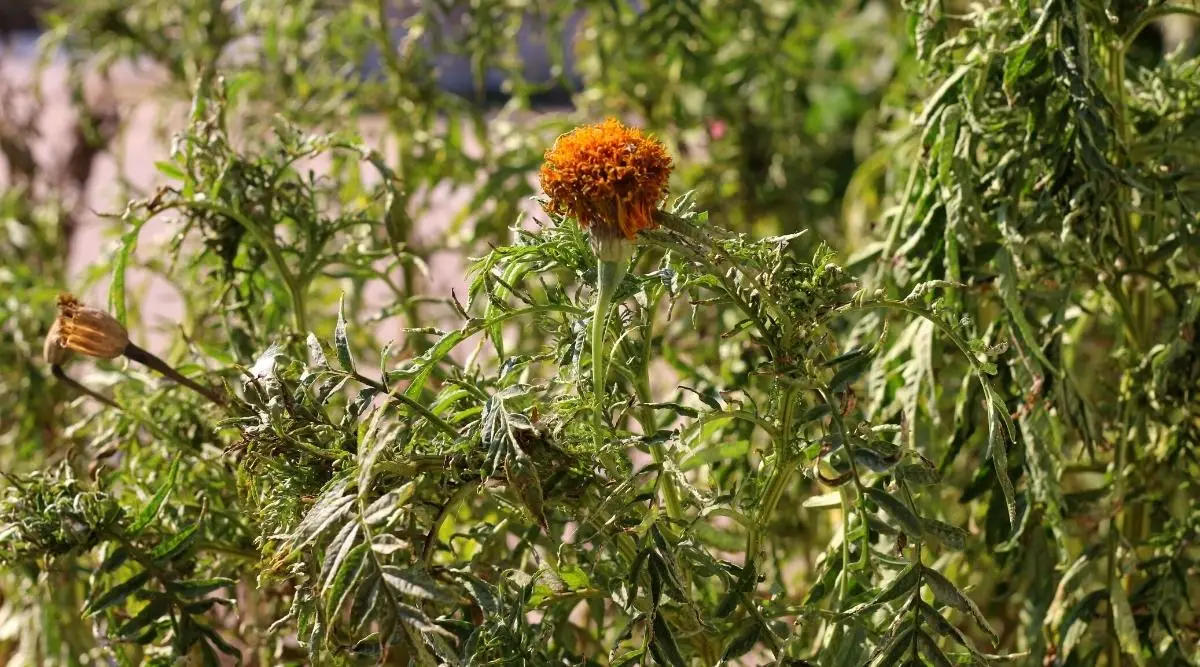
43,319,73,366
54,293,129,359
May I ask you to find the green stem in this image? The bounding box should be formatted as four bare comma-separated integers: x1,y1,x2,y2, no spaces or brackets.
634,290,683,522
746,387,799,561
746,456,797,561
180,200,309,334
591,255,629,452
422,483,476,567
351,371,459,438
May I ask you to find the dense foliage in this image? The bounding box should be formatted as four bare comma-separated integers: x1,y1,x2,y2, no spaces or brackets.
0,1,1197,665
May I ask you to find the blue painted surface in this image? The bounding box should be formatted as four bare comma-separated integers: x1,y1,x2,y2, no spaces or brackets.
5,9,586,99
371,10,585,98
3,31,40,58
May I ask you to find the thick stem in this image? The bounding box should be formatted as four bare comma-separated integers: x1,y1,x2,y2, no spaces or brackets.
745,387,799,561
746,456,798,561
124,343,226,406
590,247,630,453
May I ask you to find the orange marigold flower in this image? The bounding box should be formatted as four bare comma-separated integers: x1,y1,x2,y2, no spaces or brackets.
539,118,673,241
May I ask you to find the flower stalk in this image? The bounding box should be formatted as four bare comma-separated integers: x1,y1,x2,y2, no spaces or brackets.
591,247,629,452
123,343,227,407
50,364,121,410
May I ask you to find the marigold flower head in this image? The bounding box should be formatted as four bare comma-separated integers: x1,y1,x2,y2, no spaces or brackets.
54,293,129,359
539,118,672,242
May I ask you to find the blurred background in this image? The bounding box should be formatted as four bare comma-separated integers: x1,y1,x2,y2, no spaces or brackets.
0,0,918,354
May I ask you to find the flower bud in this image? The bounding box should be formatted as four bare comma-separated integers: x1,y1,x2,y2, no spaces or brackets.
54,293,129,359
43,319,73,366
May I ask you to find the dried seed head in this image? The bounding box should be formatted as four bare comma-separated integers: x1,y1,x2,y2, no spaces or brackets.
43,319,73,366
539,118,673,242
54,293,129,359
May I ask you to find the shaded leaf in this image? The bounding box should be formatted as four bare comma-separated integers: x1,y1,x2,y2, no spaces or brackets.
920,517,968,550
86,571,151,616
869,623,914,667
650,613,687,667
721,623,761,662
987,399,1018,529
922,565,998,645
1110,581,1147,667
172,578,236,598
917,630,954,667
335,295,356,372
866,487,923,536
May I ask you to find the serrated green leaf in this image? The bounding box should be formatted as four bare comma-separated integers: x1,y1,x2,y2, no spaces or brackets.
918,600,983,658
996,249,1054,372
876,563,921,607
116,598,169,638
291,484,356,550
381,566,454,603
129,457,181,535
326,543,370,618
86,570,151,616
154,160,186,180
172,578,236,598
319,521,361,592
108,217,148,326
150,523,199,562
846,563,920,615
362,484,415,525
556,563,590,590
920,517,968,550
